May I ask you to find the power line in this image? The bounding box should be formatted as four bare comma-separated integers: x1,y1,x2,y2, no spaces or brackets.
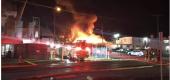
14,0,54,10
152,14,163,37
15,0,117,21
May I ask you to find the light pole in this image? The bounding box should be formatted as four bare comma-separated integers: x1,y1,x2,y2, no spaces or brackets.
53,6,63,61
53,6,62,42
113,33,120,48
143,37,149,49
152,15,163,37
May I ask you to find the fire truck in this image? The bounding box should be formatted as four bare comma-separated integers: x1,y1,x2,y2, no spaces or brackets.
74,40,90,61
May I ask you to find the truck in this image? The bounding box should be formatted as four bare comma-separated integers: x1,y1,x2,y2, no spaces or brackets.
74,40,90,61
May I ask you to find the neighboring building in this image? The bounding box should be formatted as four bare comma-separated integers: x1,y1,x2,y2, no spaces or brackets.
163,39,169,55
117,37,145,49
1,0,20,59
1,0,55,61
15,21,23,39
149,38,159,49
117,36,168,50
2,0,17,36
19,18,54,60
40,27,54,44
1,36,23,58
1,5,54,60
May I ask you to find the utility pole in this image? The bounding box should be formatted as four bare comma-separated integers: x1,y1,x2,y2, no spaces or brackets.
53,11,56,43
156,15,160,36
101,20,104,44
152,15,164,80
159,32,163,80
16,0,27,63
152,15,163,37
15,0,27,25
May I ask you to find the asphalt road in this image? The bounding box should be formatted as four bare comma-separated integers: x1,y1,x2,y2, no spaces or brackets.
2,60,169,80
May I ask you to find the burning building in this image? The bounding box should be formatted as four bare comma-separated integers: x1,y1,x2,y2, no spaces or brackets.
56,0,110,60
57,0,107,44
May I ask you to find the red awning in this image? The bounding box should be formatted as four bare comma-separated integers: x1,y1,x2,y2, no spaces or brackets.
1,36,23,44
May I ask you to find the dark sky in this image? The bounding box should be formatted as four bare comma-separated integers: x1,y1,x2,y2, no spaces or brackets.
19,0,169,37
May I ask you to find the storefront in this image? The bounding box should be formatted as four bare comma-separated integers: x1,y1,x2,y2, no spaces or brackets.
92,45,108,59
1,36,22,58
1,44,14,58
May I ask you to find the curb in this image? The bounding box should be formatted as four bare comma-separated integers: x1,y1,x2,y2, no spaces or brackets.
2,64,37,69
2,60,38,69
24,60,37,65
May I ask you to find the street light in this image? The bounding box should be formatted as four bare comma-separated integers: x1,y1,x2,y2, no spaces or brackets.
113,33,120,48
114,33,120,39
53,6,62,45
143,37,148,42
55,6,62,12
143,37,149,49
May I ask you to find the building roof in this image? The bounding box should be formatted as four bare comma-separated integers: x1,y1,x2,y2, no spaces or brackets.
1,35,23,44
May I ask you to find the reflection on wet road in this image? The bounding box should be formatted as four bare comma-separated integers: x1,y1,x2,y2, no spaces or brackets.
2,60,169,80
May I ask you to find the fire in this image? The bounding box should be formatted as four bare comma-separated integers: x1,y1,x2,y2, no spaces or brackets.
70,14,107,44
56,0,107,44
73,34,106,44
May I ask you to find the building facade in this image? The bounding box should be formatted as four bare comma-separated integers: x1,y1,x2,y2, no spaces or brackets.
118,36,167,49
1,0,54,60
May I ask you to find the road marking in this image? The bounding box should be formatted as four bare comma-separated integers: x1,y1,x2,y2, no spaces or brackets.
25,60,37,65
31,60,51,62
96,65,153,72
112,59,140,61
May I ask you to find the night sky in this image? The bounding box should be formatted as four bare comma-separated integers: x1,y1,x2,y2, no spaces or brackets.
18,0,169,37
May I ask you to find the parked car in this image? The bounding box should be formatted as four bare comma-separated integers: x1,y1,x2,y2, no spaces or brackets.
127,50,144,56
114,48,131,54
63,56,72,63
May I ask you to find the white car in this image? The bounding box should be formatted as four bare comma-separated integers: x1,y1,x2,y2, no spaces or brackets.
127,50,144,56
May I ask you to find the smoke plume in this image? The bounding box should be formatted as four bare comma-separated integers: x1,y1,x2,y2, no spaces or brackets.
56,0,104,43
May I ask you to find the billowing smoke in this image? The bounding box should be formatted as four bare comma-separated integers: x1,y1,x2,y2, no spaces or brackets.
73,14,97,35
56,0,104,43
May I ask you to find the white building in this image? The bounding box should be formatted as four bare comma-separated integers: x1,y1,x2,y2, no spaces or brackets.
117,36,165,50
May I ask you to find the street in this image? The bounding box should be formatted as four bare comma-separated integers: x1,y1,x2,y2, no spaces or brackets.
2,59,169,80
1,0,169,80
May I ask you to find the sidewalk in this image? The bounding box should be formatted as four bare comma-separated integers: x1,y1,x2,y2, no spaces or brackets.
110,52,169,65
2,59,38,69
2,59,68,69
85,57,112,61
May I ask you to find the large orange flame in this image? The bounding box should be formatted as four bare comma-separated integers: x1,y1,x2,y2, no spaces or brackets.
70,14,107,44
56,0,107,44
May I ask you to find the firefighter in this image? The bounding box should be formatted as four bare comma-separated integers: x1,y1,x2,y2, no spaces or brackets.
150,48,154,61
147,48,151,62
153,49,157,62
144,49,148,61
156,49,161,63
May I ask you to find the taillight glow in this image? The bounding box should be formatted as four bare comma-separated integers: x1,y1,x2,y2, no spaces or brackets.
50,43,55,48
45,41,50,45
55,44,61,48
85,47,91,52
66,46,72,50
75,47,82,51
